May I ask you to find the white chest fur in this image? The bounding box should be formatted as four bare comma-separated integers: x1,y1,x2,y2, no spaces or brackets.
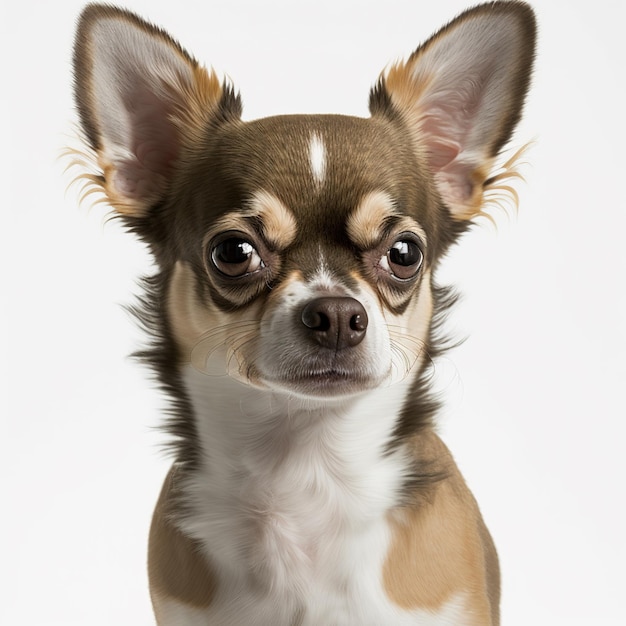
171,368,472,625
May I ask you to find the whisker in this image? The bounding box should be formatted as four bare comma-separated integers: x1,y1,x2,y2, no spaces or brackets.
190,320,259,375
226,330,258,378
195,321,258,346
387,325,429,381
389,343,413,380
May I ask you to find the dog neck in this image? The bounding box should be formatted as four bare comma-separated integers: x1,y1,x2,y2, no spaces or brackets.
183,366,413,495
175,366,415,594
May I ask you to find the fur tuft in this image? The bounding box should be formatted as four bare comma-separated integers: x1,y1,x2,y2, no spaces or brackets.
61,136,109,213
388,283,460,450
479,142,534,224
128,272,201,469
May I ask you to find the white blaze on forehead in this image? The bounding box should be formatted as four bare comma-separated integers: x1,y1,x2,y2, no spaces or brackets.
310,261,336,291
309,132,326,186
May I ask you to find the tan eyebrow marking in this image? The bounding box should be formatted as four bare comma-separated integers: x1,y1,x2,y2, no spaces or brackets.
347,190,426,249
207,190,298,250
347,191,398,249
248,190,298,249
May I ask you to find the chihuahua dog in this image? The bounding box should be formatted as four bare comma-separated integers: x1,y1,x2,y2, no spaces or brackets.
72,2,535,624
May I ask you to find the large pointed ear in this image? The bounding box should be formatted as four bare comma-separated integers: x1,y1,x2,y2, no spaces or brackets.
73,4,241,218
370,1,536,220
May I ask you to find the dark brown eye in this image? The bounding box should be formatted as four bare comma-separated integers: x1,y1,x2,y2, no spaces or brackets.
211,236,264,277
381,236,424,280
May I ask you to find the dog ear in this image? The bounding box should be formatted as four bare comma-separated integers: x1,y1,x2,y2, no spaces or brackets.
73,4,240,218
370,2,536,220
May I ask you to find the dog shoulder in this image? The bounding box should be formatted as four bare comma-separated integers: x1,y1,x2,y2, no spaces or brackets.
383,431,500,624
148,466,217,616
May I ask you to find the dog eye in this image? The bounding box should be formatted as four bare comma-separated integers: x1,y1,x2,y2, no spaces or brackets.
211,237,265,277
380,236,424,280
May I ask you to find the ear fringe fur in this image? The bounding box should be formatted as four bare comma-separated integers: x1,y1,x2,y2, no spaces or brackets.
62,130,129,228
62,133,109,212
476,142,533,226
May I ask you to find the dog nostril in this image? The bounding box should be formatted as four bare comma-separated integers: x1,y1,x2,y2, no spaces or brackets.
302,309,331,332
301,297,368,349
350,313,367,332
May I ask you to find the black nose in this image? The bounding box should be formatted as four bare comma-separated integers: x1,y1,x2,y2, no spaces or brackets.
301,297,368,350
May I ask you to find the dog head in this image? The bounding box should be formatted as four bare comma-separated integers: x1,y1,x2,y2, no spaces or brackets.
72,3,535,410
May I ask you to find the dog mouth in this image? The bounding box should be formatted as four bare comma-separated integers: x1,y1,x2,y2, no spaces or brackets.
266,365,380,398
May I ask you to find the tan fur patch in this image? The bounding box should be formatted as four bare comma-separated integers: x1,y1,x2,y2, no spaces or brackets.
382,269,433,381
173,65,225,149
168,261,211,363
248,190,298,249
383,433,497,624
203,191,297,253
167,261,263,383
347,191,398,249
149,466,217,611
347,191,427,251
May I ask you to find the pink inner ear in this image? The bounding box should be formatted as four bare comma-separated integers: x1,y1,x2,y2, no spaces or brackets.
436,161,476,208
416,97,482,206
425,136,461,170
111,160,163,201
111,82,181,203
125,84,180,179
418,92,479,170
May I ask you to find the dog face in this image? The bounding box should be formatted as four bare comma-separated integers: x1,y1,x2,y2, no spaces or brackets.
164,114,439,401
72,3,535,409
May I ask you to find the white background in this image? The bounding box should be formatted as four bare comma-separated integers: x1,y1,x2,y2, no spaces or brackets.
2,0,625,624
